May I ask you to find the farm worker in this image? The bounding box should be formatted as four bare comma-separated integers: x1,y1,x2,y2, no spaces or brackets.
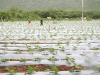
28,19,31,25
40,19,43,25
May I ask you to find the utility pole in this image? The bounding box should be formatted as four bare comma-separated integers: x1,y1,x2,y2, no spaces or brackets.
82,0,83,24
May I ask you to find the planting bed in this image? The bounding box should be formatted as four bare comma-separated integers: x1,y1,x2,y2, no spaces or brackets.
0,20,100,75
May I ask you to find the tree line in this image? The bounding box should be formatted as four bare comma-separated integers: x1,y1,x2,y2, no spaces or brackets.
0,6,100,21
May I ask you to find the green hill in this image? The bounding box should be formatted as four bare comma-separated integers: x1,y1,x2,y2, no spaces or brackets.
0,0,100,11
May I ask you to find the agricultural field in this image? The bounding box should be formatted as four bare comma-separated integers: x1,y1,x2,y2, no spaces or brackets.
0,20,100,75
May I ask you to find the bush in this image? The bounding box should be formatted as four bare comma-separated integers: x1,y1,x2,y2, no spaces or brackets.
10,18,17,21
69,18,76,21
76,17,81,21
86,16,93,21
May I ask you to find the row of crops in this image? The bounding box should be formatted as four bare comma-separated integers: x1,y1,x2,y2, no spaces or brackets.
0,21,100,75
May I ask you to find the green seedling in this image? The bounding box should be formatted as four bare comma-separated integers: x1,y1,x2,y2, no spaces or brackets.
96,64,100,72
49,48,55,52
84,37,87,40
48,58,52,61
73,63,81,69
3,44,7,47
53,51,58,55
66,56,75,62
56,42,62,46
69,68,74,72
77,37,81,40
34,58,41,61
1,59,9,62
55,51,58,54
48,56,57,61
59,46,65,51
51,66,59,74
5,68,18,75
15,50,22,54
66,41,70,46
69,37,73,40
50,34,53,38
54,33,57,36
27,65,38,74
66,52,71,55
88,43,91,46
20,58,26,62
28,48,32,51
45,51,48,54
30,51,34,55
94,52,99,56
3,50,7,54
34,45,42,50
96,67,100,72
73,45,77,50
98,44,100,47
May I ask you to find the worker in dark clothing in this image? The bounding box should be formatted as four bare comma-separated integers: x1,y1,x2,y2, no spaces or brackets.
40,19,43,25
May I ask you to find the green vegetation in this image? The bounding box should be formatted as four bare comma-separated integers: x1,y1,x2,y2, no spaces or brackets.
96,66,100,72
15,50,22,54
1,59,10,62
51,66,59,74
27,66,38,74
20,58,26,62
5,68,18,75
34,58,41,61
48,56,57,61
0,6,100,21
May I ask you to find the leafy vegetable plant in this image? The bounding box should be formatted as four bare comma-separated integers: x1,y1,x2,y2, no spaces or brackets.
27,65,38,74
69,68,74,72
49,48,55,52
66,56,75,63
5,68,18,75
72,45,77,50
66,41,70,46
96,65,100,72
53,51,58,55
56,41,62,46
59,46,65,52
48,56,57,61
51,66,59,74
15,50,22,54
20,58,26,62
94,52,99,56
34,58,41,61
66,52,71,55
73,63,81,69
1,58,9,62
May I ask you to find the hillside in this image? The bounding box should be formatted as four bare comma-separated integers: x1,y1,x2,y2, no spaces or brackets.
0,0,100,11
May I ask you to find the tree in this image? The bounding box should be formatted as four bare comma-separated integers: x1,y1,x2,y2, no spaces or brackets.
9,6,20,12
8,6,20,18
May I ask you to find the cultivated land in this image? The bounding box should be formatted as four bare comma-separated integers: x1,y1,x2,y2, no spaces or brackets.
0,20,100,75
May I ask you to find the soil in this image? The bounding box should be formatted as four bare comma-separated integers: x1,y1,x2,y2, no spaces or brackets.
0,64,84,73
9,59,33,61
0,49,46,52
61,59,68,60
0,42,78,44
90,48,100,50
1,59,68,61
